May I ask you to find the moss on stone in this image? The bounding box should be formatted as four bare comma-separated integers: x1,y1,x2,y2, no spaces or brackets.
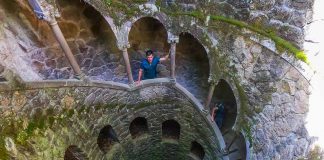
156,4,308,64
234,78,254,145
0,135,9,160
102,0,143,25
210,14,307,63
0,107,75,148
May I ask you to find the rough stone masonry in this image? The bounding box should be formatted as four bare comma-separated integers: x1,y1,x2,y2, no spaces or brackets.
0,0,316,159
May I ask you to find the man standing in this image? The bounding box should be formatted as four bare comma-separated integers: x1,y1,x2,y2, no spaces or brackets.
211,101,225,129
136,49,169,84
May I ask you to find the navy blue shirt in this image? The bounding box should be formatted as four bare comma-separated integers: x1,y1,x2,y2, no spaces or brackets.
140,57,160,80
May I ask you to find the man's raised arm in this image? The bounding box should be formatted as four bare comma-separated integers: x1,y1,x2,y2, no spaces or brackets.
160,50,170,62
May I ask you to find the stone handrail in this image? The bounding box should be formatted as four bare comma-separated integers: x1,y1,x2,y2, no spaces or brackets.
249,35,313,84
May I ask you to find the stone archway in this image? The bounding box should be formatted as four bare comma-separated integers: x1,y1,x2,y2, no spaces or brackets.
128,17,170,80
223,132,248,160
162,119,181,140
129,117,149,138
176,32,210,103
211,79,237,132
97,125,120,153
26,0,126,82
64,145,88,160
189,141,205,160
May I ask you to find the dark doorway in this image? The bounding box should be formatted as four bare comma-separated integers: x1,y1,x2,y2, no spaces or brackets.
129,117,149,138
211,79,237,131
176,32,209,103
162,119,181,140
190,141,205,160
64,145,87,160
97,125,120,153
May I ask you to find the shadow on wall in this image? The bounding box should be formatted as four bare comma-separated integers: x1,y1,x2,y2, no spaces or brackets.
128,17,170,81
176,32,210,104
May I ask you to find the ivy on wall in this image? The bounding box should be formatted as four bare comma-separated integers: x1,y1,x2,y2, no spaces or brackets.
96,0,308,63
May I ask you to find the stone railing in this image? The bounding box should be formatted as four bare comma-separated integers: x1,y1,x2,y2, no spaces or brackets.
0,77,231,159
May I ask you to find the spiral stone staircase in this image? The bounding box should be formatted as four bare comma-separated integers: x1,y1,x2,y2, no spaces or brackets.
0,0,314,159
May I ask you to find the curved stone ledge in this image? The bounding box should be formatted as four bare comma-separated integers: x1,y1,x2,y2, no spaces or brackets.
89,80,130,90
248,33,314,83
131,78,172,91
0,77,229,159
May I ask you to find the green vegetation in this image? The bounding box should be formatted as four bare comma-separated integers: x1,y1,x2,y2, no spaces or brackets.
98,0,308,63
306,145,324,160
156,5,308,64
103,0,144,21
234,78,254,145
0,136,9,160
0,96,176,156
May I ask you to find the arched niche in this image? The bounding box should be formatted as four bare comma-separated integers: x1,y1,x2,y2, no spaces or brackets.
176,32,210,103
189,141,205,160
30,0,126,82
129,117,149,139
97,125,120,153
211,79,237,131
128,17,170,80
64,145,88,160
223,132,248,160
162,119,181,140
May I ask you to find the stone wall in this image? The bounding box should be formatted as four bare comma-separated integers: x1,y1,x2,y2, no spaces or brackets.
227,35,312,159
0,0,43,81
0,0,315,159
0,82,221,159
0,0,128,82
174,0,314,48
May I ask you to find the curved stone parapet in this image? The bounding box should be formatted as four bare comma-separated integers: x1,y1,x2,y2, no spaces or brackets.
0,78,229,159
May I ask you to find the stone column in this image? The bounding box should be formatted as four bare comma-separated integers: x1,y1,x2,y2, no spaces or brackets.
120,44,134,84
204,81,218,110
28,0,85,79
48,19,83,77
167,36,179,81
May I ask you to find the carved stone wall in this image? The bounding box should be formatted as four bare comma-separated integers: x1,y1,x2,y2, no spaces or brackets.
0,0,315,159
0,83,220,159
